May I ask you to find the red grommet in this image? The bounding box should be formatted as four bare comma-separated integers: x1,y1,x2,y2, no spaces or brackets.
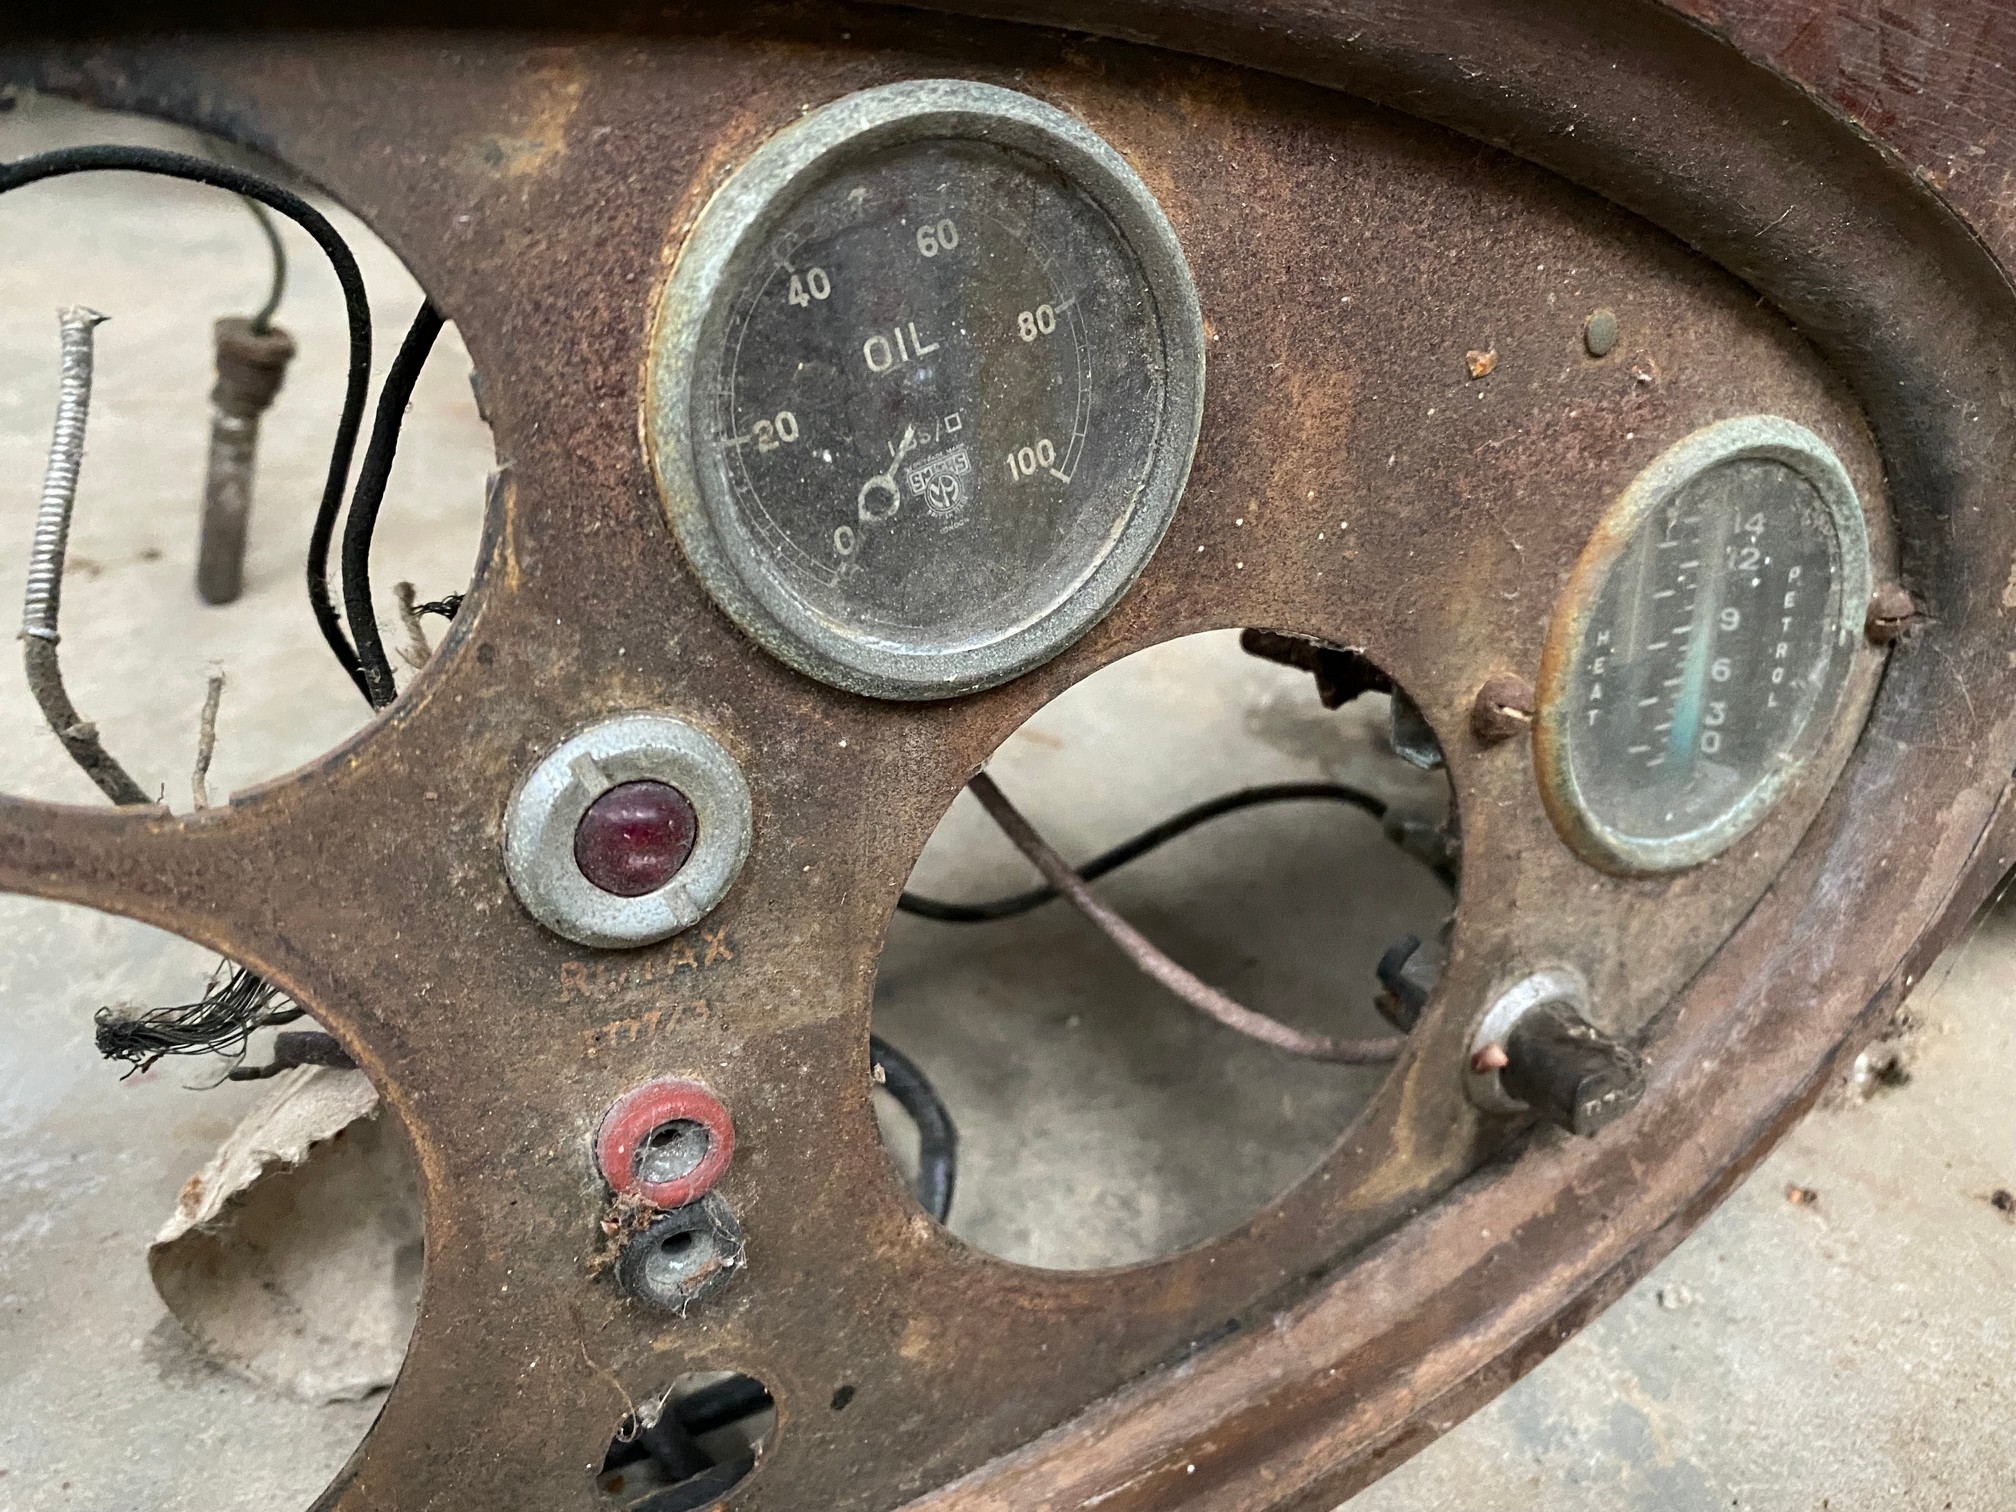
596,1078,735,1209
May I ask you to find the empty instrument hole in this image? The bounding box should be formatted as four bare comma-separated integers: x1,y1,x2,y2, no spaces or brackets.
873,628,1456,1269
598,1371,775,1512
0,896,422,1511
0,92,493,812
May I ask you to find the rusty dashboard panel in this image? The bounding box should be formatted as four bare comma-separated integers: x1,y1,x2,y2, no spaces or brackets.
0,3,2012,1511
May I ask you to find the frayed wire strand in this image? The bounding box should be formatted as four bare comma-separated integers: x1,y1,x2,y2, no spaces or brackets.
392,580,432,670
94,963,303,1077
191,668,224,809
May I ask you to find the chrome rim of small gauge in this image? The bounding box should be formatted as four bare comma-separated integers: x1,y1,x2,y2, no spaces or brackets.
1534,416,1872,875
645,79,1206,700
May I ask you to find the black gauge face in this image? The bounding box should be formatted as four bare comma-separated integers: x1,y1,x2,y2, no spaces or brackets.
649,81,1204,700
1538,420,1871,873
713,139,1154,643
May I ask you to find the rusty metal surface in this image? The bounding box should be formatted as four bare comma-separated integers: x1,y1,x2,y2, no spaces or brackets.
0,4,2010,1511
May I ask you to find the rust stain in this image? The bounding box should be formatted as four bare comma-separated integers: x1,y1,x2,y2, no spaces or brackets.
465,50,585,183
0,10,2009,1512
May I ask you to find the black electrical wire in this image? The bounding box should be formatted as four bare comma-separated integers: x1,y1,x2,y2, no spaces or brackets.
898,781,1405,923
341,299,443,708
225,1029,355,1081
240,195,288,334
2,147,372,1064
0,144,376,702
870,1035,957,1222
969,772,1406,1065
666,1374,774,1437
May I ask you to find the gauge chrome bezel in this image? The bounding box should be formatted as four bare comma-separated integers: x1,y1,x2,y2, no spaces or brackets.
644,78,1206,701
1534,415,1873,875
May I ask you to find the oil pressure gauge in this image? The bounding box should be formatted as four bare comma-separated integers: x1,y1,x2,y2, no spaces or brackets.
646,80,1206,699
1535,417,1872,873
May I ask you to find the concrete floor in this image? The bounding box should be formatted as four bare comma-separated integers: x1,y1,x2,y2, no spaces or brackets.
1,92,2012,1512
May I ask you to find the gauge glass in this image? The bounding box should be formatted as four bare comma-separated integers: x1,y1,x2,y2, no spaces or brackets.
649,81,1204,699
715,139,1147,639
1537,418,1871,873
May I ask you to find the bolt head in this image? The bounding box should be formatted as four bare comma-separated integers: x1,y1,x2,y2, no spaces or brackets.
573,780,698,896
1470,673,1536,745
1865,584,1918,645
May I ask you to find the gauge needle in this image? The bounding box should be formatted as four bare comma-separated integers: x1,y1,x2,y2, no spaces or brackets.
857,425,919,524
1668,617,1712,765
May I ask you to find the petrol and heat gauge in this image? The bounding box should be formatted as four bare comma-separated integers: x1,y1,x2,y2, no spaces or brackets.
1536,417,1872,874
646,80,1206,700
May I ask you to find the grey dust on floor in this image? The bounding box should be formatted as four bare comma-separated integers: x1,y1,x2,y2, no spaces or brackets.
0,89,2012,1512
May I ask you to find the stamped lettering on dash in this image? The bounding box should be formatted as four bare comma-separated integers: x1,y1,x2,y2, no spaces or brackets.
583,1000,712,1059
564,924,736,1059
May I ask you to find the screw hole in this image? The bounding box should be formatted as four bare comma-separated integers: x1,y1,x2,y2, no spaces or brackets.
616,1196,743,1314
633,1118,711,1186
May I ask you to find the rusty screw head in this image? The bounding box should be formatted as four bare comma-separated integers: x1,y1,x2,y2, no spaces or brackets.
1470,673,1535,744
1865,583,1918,644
